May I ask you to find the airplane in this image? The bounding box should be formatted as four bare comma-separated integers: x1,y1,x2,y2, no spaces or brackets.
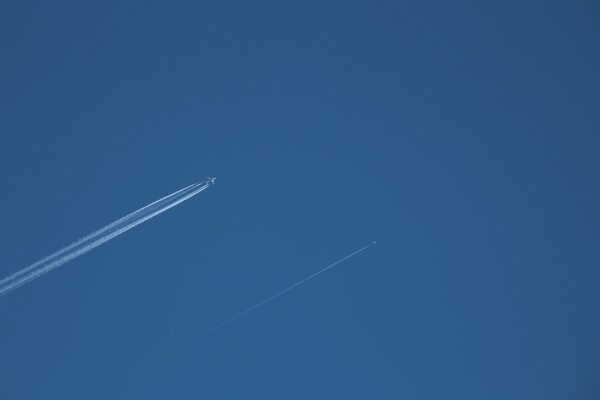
207,176,216,185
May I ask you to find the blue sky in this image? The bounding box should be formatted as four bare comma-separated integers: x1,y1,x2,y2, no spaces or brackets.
1,1,599,398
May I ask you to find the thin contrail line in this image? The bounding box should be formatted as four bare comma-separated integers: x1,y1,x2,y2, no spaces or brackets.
0,181,202,287
0,181,212,296
120,242,375,379
199,242,375,338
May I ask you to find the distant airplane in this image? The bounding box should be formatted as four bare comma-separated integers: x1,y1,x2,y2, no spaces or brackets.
207,177,216,185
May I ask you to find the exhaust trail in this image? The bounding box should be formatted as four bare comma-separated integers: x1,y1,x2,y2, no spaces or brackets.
0,182,202,288
199,242,375,338
119,242,375,378
0,180,213,296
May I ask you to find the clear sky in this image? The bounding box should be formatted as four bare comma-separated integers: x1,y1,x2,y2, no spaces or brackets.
1,1,599,399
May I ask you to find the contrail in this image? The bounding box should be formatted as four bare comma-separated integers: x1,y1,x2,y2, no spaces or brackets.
200,242,375,337
0,182,202,287
119,242,375,377
0,180,213,296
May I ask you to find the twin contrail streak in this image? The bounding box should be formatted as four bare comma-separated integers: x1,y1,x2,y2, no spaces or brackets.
0,180,213,296
199,242,375,337
0,182,201,286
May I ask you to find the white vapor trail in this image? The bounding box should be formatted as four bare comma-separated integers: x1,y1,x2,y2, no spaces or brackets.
0,182,201,287
200,242,375,337
0,180,212,296
120,243,374,375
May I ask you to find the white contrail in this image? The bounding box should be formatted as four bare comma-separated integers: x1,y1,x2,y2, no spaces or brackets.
200,242,375,337
0,182,202,288
119,242,374,375
0,181,212,296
